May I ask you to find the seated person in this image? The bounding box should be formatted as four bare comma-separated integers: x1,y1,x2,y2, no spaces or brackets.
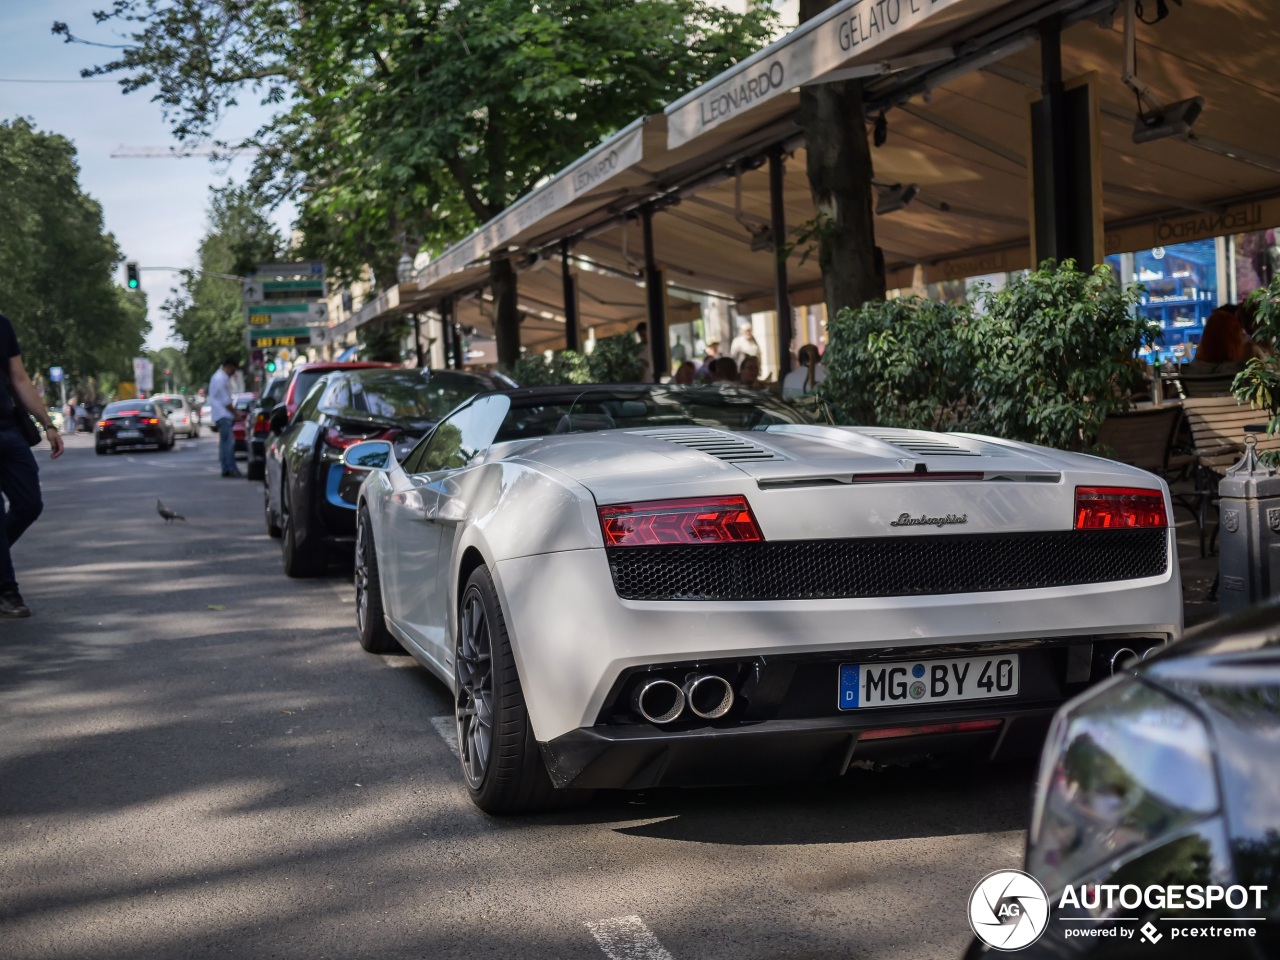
1182,309,1249,375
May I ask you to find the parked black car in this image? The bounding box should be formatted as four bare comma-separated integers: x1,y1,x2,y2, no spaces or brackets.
263,368,506,577
94,399,176,454
245,375,287,481
966,602,1280,959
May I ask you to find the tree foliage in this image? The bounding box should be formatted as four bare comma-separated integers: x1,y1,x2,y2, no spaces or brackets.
0,117,149,401
60,1,777,364
510,335,645,385
1233,278,1280,466
164,183,280,384
821,261,1151,451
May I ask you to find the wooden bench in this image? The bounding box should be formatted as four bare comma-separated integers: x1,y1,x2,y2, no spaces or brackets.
1175,373,1239,398
1182,397,1279,554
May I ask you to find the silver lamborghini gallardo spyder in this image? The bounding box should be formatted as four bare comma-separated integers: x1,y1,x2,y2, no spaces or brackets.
345,384,1181,813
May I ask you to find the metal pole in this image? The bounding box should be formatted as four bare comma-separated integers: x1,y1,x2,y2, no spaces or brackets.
641,205,668,379
440,311,454,369
561,238,580,353
1039,16,1067,263
411,312,424,368
769,145,793,378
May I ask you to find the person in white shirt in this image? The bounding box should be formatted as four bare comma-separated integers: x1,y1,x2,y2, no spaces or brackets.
782,344,827,398
208,357,240,477
729,320,760,368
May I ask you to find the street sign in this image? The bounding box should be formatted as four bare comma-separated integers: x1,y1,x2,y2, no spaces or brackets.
132,357,154,394
248,325,332,349
249,261,325,279
245,301,329,327
242,277,326,304
49,366,63,383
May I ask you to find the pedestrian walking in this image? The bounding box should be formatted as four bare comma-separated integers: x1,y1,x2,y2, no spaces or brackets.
0,313,65,618
208,357,241,478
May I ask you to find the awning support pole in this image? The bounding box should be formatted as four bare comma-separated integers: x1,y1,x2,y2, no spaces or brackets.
440,309,454,369
442,297,463,369
641,205,668,378
411,312,423,368
769,144,793,378
561,238,580,353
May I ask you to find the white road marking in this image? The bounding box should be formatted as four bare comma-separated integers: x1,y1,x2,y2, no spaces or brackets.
586,916,676,960
429,715,459,758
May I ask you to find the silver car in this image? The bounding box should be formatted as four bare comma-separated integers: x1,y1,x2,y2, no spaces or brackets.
152,393,200,439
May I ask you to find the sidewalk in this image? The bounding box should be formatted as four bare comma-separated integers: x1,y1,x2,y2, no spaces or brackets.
1175,510,1219,630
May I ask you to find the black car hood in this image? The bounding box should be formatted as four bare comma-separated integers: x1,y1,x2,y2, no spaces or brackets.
1140,602,1280,923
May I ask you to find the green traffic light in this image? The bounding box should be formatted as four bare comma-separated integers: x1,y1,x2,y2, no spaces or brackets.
265,361,277,373
128,279,139,289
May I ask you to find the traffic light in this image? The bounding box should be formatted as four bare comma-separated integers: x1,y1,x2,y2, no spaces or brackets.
125,261,140,290
265,359,277,374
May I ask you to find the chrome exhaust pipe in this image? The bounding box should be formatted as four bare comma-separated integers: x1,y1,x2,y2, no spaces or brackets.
633,679,685,724
683,674,734,719
1110,648,1138,674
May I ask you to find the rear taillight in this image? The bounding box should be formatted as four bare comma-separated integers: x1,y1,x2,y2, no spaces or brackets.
253,413,269,434
599,495,763,547
1074,486,1167,529
145,417,159,425
97,420,108,429
324,426,397,451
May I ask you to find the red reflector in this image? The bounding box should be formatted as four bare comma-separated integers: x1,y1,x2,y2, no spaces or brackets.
859,719,1003,742
599,495,763,546
1074,486,1167,530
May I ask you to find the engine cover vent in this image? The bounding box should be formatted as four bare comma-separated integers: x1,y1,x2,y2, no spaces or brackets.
865,431,981,457
638,429,784,462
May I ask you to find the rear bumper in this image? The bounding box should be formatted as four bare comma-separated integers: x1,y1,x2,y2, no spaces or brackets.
540,704,1055,789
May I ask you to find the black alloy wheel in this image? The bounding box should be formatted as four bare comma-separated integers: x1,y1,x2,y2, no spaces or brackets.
354,507,400,654
280,475,324,578
454,566,588,814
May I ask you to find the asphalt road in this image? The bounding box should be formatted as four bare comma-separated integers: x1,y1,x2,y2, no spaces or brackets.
1,431,1035,960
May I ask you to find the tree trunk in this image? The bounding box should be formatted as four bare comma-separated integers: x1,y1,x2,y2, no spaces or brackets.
798,0,885,316
490,256,521,370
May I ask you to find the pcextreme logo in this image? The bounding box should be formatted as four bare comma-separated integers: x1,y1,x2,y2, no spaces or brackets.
969,870,1050,951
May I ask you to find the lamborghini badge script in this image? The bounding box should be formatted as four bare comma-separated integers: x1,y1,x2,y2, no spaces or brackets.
890,512,968,528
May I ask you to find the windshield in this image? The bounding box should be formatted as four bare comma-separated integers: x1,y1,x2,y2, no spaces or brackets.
493,384,820,443
263,377,287,404
343,370,496,426
105,401,156,416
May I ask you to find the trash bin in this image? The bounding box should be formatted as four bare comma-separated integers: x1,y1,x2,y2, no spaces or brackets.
1218,434,1280,614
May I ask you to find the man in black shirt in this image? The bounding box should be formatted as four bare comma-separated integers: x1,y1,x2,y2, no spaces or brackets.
0,314,64,617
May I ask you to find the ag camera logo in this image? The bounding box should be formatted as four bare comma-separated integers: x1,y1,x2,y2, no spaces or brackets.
969,869,1049,951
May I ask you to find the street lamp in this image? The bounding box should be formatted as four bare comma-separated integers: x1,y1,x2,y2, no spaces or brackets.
396,252,414,285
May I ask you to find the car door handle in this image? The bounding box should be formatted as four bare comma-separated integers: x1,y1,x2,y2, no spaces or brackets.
392,490,437,521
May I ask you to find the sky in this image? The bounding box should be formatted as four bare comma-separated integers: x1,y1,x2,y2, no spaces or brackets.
0,0,294,352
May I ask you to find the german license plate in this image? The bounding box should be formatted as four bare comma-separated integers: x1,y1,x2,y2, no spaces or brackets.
838,654,1019,710
118,429,142,439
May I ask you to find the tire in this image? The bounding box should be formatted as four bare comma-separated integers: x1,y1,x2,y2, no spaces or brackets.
281,475,324,578
354,507,401,654
246,459,264,482
95,443,106,455
455,565,590,814
264,480,282,538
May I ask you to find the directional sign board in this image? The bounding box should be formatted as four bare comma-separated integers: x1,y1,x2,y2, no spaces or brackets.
248,326,332,349
242,277,326,304
245,301,329,328
250,261,325,279
49,366,63,383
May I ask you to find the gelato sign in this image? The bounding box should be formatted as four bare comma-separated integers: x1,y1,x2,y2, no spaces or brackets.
666,0,967,149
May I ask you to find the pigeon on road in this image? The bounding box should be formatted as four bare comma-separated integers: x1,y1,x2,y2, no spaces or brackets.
157,499,186,524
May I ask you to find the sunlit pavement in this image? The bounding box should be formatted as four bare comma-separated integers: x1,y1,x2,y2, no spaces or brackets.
1,430,1207,960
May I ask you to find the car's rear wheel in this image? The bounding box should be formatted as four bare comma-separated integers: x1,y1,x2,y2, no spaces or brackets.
246,458,264,482
455,565,589,814
281,478,324,578
94,443,106,455
354,507,401,654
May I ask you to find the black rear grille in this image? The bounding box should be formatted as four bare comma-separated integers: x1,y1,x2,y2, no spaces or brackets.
606,529,1168,601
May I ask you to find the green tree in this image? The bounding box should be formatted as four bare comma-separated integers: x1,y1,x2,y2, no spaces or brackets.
0,117,149,401
1233,278,1280,465
165,183,280,384
60,0,776,367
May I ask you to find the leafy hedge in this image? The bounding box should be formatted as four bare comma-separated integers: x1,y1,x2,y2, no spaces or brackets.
820,261,1150,451
1233,278,1280,466
511,334,645,385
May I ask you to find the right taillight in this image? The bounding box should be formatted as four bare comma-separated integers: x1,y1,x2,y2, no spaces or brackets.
1074,486,1167,530
599,495,764,546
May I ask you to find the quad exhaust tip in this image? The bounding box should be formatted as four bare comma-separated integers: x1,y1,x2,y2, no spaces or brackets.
634,679,686,724
1110,647,1139,674
684,674,735,719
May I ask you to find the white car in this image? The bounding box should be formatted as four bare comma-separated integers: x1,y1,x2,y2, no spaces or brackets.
152,393,199,439
347,384,1181,814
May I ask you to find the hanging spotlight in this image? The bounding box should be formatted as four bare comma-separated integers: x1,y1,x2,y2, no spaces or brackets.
1132,96,1204,144
875,182,919,215
873,111,888,148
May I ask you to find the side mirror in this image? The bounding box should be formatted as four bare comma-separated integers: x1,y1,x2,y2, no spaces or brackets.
268,403,289,434
342,439,394,472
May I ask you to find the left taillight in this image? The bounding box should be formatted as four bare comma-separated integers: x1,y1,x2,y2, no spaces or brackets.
1074,486,1167,530
599,495,764,547
324,425,397,451
145,417,160,425
253,412,269,434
